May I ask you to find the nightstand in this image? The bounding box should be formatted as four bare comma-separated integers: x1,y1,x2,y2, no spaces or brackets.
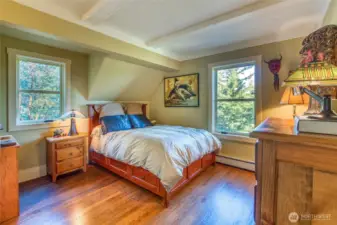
46,135,87,182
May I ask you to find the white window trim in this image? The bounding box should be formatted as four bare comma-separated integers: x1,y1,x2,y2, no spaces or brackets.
208,55,262,141
7,48,71,131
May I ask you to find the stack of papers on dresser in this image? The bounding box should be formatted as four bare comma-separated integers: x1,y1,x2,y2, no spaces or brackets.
295,115,337,135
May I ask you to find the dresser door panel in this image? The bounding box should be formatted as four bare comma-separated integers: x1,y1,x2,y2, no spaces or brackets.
276,161,313,225
312,170,337,225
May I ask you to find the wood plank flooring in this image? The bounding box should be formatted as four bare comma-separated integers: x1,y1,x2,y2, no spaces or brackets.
3,164,255,225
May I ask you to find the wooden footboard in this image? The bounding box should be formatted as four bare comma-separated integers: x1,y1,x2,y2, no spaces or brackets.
90,151,216,207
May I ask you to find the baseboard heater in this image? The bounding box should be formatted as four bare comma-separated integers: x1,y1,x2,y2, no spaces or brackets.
216,155,255,172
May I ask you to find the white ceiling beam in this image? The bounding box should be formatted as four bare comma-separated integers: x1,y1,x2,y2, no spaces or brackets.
146,0,286,47
81,0,108,21
82,0,130,23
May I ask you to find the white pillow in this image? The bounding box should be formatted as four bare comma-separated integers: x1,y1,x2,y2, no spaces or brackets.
99,103,125,118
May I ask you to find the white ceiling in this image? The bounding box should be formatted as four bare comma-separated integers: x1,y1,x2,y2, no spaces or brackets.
13,0,331,61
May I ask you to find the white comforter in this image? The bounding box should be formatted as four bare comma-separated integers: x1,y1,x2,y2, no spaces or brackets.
90,125,221,191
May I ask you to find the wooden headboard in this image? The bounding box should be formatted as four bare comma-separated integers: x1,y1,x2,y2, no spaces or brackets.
87,103,147,145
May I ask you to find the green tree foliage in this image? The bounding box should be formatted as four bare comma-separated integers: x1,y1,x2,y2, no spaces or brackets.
19,60,61,122
216,65,255,134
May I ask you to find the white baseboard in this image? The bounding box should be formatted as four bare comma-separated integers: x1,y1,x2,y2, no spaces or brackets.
216,155,255,172
19,165,47,183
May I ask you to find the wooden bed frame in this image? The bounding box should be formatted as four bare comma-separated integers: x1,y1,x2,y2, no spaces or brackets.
87,104,217,207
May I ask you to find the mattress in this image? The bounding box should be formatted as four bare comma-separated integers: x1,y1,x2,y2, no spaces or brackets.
90,125,221,191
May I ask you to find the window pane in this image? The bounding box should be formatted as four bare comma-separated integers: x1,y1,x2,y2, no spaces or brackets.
216,101,255,134
19,92,61,122
217,65,255,99
19,60,61,91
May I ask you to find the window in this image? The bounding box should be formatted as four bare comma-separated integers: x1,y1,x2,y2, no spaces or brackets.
209,56,261,136
8,49,71,131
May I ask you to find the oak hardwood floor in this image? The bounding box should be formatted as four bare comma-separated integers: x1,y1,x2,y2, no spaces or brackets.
4,164,255,225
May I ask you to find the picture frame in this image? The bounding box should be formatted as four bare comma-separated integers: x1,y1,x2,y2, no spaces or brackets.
164,73,199,107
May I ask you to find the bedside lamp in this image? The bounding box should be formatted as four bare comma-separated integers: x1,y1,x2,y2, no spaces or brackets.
280,87,309,118
59,109,85,136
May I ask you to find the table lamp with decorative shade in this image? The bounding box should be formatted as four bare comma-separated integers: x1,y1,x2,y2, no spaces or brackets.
283,24,337,120
59,109,85,136
283,62,337,120
280,87,309,118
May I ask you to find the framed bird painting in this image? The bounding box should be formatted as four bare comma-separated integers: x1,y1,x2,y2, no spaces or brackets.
164,73,199,107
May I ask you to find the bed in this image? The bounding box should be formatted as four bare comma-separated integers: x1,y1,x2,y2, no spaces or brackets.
87,103,221,207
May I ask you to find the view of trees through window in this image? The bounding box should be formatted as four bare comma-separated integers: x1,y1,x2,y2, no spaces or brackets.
215,64,255,134
18,59,62,123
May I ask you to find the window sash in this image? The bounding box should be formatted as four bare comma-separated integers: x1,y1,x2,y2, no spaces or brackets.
213,63,256,135
216,98,255,102
17,56,63,92
16,56,65,125
19,90,61,94
214,99,255,135
17,90,63,124
214,62,255,72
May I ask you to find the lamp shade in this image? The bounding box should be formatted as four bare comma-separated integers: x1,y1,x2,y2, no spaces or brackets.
280,87,310,105
59,109,85,120
283,62,337,87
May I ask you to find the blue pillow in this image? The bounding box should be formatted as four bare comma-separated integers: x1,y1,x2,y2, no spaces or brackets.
100,115,132,134
128,114,153,128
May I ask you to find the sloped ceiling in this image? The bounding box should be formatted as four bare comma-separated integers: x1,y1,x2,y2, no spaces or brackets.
88,54,166,101
14,0,331,61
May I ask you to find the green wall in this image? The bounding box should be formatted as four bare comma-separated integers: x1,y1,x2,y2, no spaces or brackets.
151,37,308,163
0,35,89,173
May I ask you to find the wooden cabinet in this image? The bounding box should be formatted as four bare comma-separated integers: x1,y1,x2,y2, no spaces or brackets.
0,136,19,223
251,118,337,225
47,135,87,182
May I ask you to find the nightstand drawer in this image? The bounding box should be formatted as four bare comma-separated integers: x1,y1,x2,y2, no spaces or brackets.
56,139,84,149
56,156,83,174
56,146,83,161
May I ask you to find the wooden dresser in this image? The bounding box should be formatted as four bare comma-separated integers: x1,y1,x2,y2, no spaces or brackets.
0,136,20,223
46,135,87,182
251,118,337,225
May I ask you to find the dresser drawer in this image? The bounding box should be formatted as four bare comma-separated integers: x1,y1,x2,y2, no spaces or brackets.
56,146,83,161
131,167,158,186
56,139,84,149
56,156,83,174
